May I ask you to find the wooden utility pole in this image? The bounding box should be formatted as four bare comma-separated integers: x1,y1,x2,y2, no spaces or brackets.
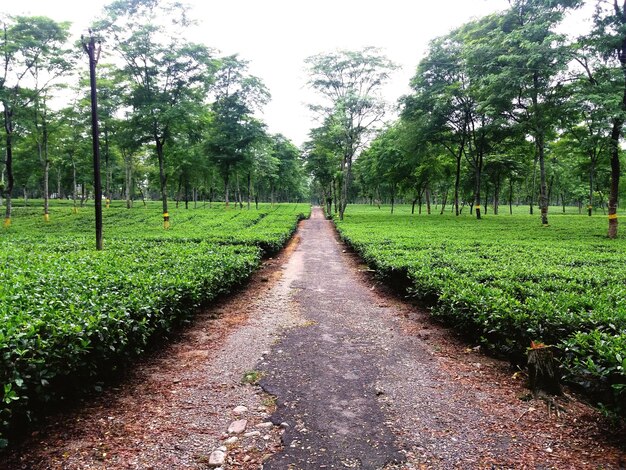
82,31,103,250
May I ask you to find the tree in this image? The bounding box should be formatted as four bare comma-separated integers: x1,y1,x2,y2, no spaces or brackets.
205,55,269,208
0,15,71,227
578,0,626,237
306,47,397,220
403,33,475,217
97,0,217,228
475,0,582,225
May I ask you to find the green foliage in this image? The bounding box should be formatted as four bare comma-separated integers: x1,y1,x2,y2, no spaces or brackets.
335,205,626,410
0,202,309,443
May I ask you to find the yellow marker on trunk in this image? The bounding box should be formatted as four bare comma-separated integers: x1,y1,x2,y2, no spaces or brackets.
44,214,50,222
609,214,618,220
3,218,11,228
163,212,170,229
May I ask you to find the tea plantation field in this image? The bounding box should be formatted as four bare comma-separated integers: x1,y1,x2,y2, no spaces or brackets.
0,202,309,445
334,205,626,410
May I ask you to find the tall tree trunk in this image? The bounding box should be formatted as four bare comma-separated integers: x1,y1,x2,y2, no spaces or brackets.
175,173,182,209
474,158,482,220
454,150,462,216
484,186,489,215
607,23,626,238
224,172,230,209
509,178,514,215
390,184,395,214
532,72,549,226
440,188,448,215
236,173,243,209
42,111,49,222
588,155,595,217
494,179,500,215
43,157,49,222
104,126,111,202
426,187,432,215
184,176,189,210
608,118,621,238
411,197,417,215
124,153,132,209
326,182,333,215
56,168,62,200
2,104,13,227
73,160,78,214
530,155,538,215
156,138,169,228
247,171,251,210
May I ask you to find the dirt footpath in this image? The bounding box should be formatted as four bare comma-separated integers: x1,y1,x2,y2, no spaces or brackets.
3,207,625,469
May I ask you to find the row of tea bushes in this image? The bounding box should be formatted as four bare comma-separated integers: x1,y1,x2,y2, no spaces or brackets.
334,205,626,411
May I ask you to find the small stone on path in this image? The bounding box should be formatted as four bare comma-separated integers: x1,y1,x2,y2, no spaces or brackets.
224,436,239,445
208,449,226,466
244,430,261,438
233,405,248,415
256,421,274,428
228,419,248,434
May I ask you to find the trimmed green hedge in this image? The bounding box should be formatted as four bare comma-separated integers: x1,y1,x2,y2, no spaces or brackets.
334,205,626,411
0,203,309,446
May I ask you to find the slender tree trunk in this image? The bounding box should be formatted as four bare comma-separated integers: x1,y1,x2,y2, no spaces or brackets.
532,71,549,226
2,104,13,227
247,171,252,210
426,186,432,215
125,154,132,209
43,157,49,222
184,177,189,210
474,159,482,220
56,168,62,200
588,156,595,217
224,173,230,208
607,29,626,238
411,197,417,215
440,189,448,215
530,155,538,215
608,118,622,238
175,174,182,209
104,126,111,202
156,138,169,228
43,110,50,222
494,177,501,215
454,150,462,216
236,173,243,209
538,134,549,225
484,186,489,215
509,178,514,215
72,161,78,214
390,184,395,214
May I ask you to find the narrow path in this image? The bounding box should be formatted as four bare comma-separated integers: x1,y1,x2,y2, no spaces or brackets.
3,207,624,469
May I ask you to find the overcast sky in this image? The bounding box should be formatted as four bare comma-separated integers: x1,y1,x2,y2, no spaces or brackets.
6,0,590,146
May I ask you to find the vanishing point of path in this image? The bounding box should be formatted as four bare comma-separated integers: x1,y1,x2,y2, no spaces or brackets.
4,207,625,469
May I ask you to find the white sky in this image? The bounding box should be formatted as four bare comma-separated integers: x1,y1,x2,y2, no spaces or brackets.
5,0,590,146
